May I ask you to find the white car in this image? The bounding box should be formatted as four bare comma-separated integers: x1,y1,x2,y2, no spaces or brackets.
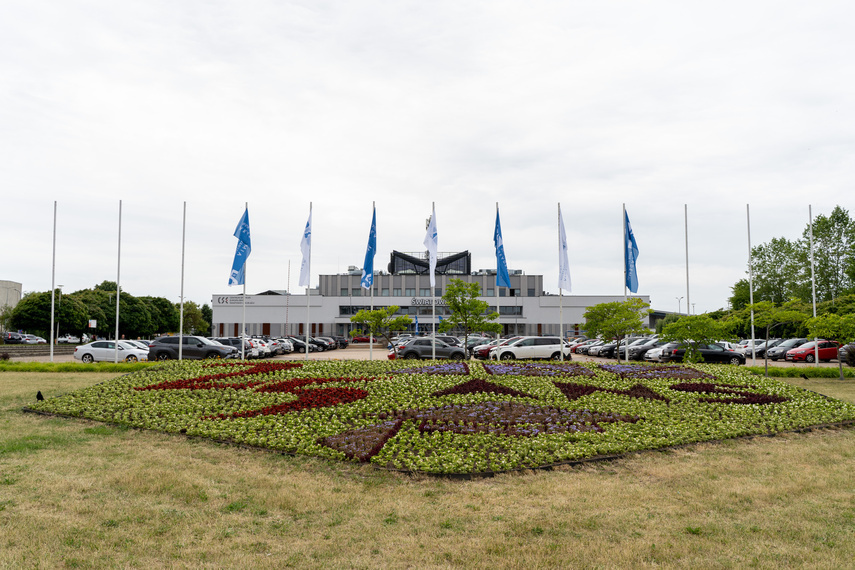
22,334,47,344
74,340,149,363
644,347,665,362
493,336,572,361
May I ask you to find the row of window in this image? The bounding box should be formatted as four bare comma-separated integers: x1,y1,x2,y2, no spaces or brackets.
339,287,536,297
339,305,523,317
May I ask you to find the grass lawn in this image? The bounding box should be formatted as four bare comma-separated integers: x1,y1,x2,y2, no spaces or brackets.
1,368,854,568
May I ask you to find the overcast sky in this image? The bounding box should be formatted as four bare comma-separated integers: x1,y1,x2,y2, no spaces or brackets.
3,1,853,314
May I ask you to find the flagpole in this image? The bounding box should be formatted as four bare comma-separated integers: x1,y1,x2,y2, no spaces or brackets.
558,203,564,362
369,201,375,361
49,201,57,362
114,200,122,363
622,203,627,301
747,204,756,366
684,204,690,315
179,201,186,360
305,202,312,362
431,202,436,361
809,205,818,364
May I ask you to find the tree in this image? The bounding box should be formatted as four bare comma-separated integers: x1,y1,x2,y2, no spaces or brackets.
805,206,855,303
200,304,213,336
9,291,88,339
750,237,805,304
139,296,180,335
350,306,412,356
728,279,752,311
654,313,681,334
660,315,733,363
180,301,206,335
582,298,651,361
806,312,855,379
437,278,501,354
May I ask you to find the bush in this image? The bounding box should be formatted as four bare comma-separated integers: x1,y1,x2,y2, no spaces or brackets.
846,345,855,368
745,365,855,378
0,352,9,361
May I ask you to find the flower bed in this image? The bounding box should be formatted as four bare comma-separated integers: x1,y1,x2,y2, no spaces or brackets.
27,360,855,475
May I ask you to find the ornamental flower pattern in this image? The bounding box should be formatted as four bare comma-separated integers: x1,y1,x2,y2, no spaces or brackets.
26,360,855,475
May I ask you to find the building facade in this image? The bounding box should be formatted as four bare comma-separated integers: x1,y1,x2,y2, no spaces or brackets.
211,251,651,338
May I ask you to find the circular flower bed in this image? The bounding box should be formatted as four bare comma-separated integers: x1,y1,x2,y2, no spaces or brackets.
27,360,855,475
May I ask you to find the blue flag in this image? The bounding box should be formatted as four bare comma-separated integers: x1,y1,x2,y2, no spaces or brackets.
361,207,377,289
228,207,251,286
624,210,639,293
494,208,510,288
414,314,419,334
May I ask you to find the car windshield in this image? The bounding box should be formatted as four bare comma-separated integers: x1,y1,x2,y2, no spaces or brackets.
799,341,817,349
198,337,218,346
780,338,803,347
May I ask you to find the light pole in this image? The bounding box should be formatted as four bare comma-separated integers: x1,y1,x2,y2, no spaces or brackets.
691,303,696,315
676,296,684,314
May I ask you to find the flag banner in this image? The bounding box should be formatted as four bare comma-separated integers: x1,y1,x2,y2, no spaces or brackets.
299,209,312,287
423,205,438,287
558,206,572,292
414,314,419,334
228,207,251,286
624,210,639,293
494,208,510,288
361,207,377,289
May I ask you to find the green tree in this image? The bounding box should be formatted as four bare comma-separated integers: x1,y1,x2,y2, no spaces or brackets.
660,315,733,363
805,312,855,379
139,296,180,335
582,298,651,361
805,206,855,303
350,306,412,356
180,301,206,335
200,304,213,336
9,291,88,339
728,279,752,311
654,313,681,334
437,278,501,353
750,237,805,304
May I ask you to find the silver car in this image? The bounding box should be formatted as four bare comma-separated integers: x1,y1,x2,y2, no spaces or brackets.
395,338,466,360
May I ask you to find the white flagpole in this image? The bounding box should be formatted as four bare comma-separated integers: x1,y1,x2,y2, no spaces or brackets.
684,204,690,315
622,203,627,301
179,201,186,360
809,205,818,364
50,201,57,362
114,200,122,363
305,202,312,362
242,201,248,359
747,204,756,366
558,203,564,362
369,201,375,361
431,202,436,361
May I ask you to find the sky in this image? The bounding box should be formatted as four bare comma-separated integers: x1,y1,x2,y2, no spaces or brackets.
3,1,853,315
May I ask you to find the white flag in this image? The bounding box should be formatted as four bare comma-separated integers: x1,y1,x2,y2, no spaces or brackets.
558,205,572,292
423,205,438,287
298,209,312,287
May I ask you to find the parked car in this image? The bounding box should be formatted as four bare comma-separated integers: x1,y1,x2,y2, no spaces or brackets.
287,336,317,353
752,339,782,358
350,335,373,343
393,338,465,360
839,342,855,367
766,338,808,361
74,340,149,363
492,336,571,361
332,336,350,348
56,334,81,344
626,338,666,361
577,339,603,355
3,332,24,344
644,346,665,362
147,335,238,361
659,342,745,365
588,341,615,357
213,337,259,358
22,334,47,344
472,339,502,360
785,340,840,363
125,340,151,351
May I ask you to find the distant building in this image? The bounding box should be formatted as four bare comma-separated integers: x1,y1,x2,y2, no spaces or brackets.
0,280,22,331
211,251,650,338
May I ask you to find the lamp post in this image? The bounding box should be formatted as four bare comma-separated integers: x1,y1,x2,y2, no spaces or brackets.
676,296,684,314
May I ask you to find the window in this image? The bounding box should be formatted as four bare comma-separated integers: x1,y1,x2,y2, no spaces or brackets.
405,288,416,296
381,288,389,297
499,306,523,316
499,289,506,297
393,288,402,296
340,288,348,296
486,288,494,297
419,288,430,297
352,288,361,296
435,288,442,296
527,288,536,297
511,288,520,297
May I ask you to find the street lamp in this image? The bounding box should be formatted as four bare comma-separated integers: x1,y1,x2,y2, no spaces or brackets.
676,296,684,314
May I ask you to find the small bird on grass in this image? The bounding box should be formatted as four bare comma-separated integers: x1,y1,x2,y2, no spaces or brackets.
801,374,809,380
36,391,44,401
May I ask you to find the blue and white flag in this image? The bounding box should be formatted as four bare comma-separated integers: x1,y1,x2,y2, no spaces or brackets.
298,209,312,288
228,207,251,286
361,206,377,289
414,314,419,334
494,207,510,288
624,209,640,293
558,205,572,292
423,205,438,287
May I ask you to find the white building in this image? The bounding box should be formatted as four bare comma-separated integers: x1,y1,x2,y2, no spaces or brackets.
211,251,650,338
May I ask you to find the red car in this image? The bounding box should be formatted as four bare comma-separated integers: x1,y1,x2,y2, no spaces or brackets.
350,335,372,343
785,340,840,363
